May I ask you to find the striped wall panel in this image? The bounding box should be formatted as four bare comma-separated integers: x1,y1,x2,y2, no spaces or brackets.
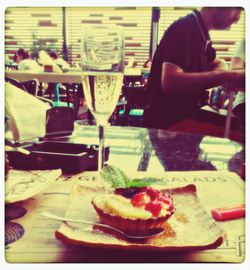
159,7,245,63
66,7,152,67
5,7,63,60
5,7,245,66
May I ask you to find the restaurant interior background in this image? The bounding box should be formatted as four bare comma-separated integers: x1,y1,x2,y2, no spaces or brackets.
4,6,247,264
5,7,245,140
5,7,245,67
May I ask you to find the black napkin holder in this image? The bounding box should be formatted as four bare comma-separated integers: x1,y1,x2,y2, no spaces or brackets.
7,141,109,173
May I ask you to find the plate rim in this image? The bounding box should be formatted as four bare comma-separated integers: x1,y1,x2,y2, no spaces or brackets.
55,229,225,252
5,169,62,204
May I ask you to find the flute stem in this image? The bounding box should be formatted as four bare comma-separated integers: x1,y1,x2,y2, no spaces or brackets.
98,125,105,172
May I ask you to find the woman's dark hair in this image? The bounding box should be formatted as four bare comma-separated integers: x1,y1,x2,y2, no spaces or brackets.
16,48,30,60
30,51,39,60
49,51,58,59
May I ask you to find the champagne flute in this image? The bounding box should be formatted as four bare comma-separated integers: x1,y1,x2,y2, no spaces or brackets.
81,25,124,172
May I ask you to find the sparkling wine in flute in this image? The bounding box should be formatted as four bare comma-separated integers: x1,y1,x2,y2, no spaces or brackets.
81,25,124,172
81,72,124,126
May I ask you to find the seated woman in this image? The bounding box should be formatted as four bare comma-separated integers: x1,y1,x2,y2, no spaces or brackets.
14,48,41,71
49,51,70,70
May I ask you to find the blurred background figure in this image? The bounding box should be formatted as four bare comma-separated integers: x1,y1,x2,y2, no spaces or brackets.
127,57,135,68
230,39,245,128
5,54,10,65
231,39,245,70
143,58,152,69
5,53,17,70
49,51,70,70
14,48,41,71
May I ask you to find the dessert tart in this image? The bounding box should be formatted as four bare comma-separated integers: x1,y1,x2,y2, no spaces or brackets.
92,186,175,233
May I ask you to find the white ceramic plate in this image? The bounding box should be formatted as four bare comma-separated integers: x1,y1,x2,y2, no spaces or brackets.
5,169,62,204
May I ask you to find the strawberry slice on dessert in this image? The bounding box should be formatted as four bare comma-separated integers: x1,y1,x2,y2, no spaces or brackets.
131,192,150,207
145,200,163,217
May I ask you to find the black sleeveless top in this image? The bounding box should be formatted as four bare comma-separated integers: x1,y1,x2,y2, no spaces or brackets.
144,10,216,129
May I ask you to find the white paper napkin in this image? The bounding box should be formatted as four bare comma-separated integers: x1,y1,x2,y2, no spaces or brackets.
5,82,50,142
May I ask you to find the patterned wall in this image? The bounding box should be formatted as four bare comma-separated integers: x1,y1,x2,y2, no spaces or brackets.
5,7,63,60
66,7,151,67
5,7,245,66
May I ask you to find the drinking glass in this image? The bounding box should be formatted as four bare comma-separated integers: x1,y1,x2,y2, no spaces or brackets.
81,25,124,172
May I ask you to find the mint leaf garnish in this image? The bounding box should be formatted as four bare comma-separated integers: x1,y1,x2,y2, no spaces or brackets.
100,165,130,188
100,165,161,188
127,178,161,188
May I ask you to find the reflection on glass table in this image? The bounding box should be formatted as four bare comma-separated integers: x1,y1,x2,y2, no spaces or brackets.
71,124,244,177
